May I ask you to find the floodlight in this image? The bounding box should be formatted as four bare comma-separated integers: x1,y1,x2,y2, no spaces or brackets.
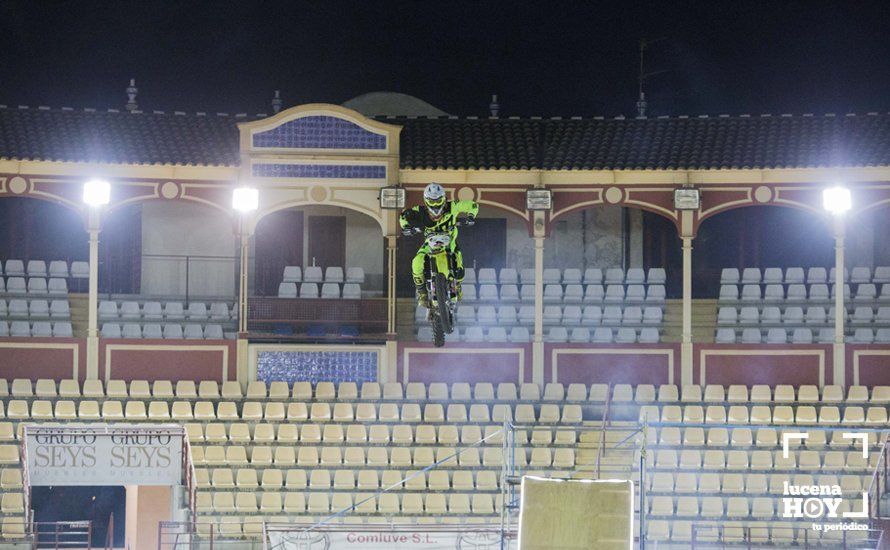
673,188,701,210
526,189,552,211
379,186,406,209
232,187,259,212
823,186,851,215
83,179,111,207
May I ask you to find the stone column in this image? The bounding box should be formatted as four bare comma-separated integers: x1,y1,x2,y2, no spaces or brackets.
85,209,101,380
679,212,695,386
532,211,546,385
833,216,847,386
236,215,252,386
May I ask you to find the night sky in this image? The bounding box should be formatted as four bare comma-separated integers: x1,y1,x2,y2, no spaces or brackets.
1,1,889,117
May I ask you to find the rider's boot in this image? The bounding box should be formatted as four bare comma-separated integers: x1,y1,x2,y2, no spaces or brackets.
454,265,465,301
414,277,429,308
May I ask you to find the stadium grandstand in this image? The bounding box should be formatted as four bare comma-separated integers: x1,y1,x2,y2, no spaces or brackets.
0,88,889,548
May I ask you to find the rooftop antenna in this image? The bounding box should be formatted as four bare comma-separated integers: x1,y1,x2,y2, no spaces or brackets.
637,38,669,118
272,90,282,114
125,79,138,112
489,94,500,117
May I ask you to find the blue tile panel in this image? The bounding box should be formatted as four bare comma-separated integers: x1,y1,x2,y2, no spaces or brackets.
252,163,386,179
252,116,386,150
257,350,377,384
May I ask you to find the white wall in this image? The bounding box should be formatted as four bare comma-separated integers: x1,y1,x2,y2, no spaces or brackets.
300,205,385,291
140,201,237,298
478,207,631,270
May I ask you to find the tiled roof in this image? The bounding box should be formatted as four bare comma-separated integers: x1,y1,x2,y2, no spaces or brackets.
3,105,890,170
394,114,890,170
0,106,242,166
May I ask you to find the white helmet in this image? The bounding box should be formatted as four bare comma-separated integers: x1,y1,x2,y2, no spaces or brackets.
423,183,447,218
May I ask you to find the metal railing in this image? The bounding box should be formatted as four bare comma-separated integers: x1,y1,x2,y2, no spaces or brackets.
690,522,884,548
500,418,646,549
31,520,92,548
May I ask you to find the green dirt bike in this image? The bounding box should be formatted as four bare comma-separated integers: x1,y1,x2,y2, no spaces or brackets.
422,231,459,348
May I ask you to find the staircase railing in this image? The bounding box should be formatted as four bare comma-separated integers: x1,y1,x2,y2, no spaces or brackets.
594,383,613,479
31,520,92,549
868,436,888,518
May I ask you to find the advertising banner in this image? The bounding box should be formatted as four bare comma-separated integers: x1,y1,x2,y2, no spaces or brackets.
268,529,511,549
25,424,184,486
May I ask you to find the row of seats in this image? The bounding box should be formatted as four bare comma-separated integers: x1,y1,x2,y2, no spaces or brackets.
185,422,574,446
715,326,890,344
648,426,882,449
417,326,661,344
0,379,598,402
277,282,362,299
464,283,666,303
196,468,502,491
0,321,71,338
0,400,583,424
648,494,859,519
191,445,573,468
197,491,500,516
100,323,225,340
0,277,68,295
442,304,663,326
648,472,866,494
640,404,890,425
718,283,887,302
648,448,874,471
465,267,666,286
647,520,866,544
613,383,889,403
0,259,87,279
7,379,887,404
0,299,69,319
717,305,890,325
99,300,233,321
721,266,890,285
281,266,365,284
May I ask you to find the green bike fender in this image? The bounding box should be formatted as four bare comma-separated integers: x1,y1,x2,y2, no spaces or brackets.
433,251,451,277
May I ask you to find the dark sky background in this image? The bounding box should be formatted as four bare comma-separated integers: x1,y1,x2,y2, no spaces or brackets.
1,0,889,117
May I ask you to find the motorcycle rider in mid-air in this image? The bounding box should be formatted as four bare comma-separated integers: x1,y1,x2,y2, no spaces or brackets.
399,183,479,307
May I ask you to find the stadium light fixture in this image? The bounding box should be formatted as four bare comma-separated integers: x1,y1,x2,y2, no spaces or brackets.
83,179,111,207
526,188,552,211
823,186,851,215
673,187,701,210
379,186,406,209
232,186,259,212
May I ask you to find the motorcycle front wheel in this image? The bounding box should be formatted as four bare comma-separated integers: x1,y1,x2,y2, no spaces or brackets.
435,272,453,334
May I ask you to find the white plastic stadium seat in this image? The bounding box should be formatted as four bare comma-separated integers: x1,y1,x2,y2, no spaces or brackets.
282,266,302,283
70,261,89,278
583,268,603,284
26,261,47,278
303,266,323,283
324,267,344,283
48,260,67,278
320,283,340,299
562,268,582,284
4,260,25,277
342,284,361,299
300,283,319,298
477,268,497,285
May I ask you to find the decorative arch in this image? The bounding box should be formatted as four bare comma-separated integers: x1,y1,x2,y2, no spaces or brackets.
548,185,679,235
253,197,386,235
238,103,401,156
0,174,87,218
